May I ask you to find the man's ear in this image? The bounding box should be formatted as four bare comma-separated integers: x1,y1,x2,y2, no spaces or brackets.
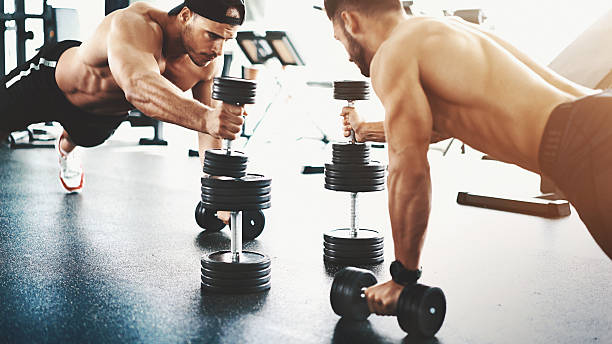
179,6,193,24
340,10,362,36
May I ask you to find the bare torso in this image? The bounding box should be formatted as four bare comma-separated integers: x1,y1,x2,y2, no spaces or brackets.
379,17,586,173
54,4,213,116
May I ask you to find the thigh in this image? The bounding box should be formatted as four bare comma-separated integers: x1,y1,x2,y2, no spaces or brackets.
60,111,127,148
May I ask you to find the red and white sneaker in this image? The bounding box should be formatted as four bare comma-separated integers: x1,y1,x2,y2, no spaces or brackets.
55,136,84,193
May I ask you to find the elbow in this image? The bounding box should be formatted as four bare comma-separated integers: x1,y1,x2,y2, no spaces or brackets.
122,73,152,106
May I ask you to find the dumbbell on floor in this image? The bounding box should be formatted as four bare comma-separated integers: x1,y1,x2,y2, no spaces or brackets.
323,81,386,266
198,77,273,294
330,267,446,338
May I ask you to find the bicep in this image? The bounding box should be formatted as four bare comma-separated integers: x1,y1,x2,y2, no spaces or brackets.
107,13,161,90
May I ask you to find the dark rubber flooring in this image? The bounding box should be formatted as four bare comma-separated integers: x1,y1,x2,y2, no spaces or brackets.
1,133,611,344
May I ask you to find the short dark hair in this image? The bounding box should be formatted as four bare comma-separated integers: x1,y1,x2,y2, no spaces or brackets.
324,0,402,20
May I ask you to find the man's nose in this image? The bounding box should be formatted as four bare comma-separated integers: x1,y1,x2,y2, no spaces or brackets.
212,41,224,57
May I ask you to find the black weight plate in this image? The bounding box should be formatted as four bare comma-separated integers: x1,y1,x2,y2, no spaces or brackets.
240,209,266,241
332,155,371,161
203,167,247,178
324,176,386,187
332,150,370,156
325,170,386,179
203,161,248,170
331,158,371,165
195,202,226,232
201,185,272,196
201,266,271,279
201,193,271,205
325,183,386,193
397,285,447,337
324,229,383,245
201,280,271,294
213,85,256,97
324,248,384,259
330,267,376,320
212,92,256,105
201,174,272,189
205,149,248,163
214,76,257,89
324,254,385,265
325,163,386,173
201,251,271,272
212,89,256,100
334,80,370,89
334,90,370,96
324,241,384,252
201,274,271,287
332,143,369,151
323,228,384,246
334,93,370,101
203,165,247,174
200,200,272,211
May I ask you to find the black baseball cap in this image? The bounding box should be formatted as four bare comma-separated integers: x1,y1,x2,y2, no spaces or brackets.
168,0,245,25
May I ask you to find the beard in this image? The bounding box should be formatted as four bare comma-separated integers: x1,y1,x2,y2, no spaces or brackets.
182,26,213,67
343,28,370,77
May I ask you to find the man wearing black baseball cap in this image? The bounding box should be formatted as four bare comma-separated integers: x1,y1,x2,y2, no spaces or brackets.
0,0,245,194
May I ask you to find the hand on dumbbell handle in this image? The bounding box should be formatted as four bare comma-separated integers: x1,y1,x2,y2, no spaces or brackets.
206,102,245,140
363,279,404,316
340,106,365,142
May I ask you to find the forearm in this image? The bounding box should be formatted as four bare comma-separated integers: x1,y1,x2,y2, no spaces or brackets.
125,73,212,131
357,121,387,142
387,168,432,270
198,132,222,167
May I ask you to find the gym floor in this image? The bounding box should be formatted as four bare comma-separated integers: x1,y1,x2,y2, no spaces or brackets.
1,124,610,344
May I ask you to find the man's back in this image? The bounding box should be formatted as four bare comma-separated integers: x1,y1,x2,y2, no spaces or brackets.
373,16,577,172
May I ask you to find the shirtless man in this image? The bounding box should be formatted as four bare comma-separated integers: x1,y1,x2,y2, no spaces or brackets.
0,0,245,193
324,0,612,317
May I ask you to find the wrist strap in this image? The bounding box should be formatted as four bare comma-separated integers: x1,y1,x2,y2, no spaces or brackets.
390,260,422,285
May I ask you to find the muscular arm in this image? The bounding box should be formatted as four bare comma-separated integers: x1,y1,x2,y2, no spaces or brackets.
355,121,386,142
448,16,596,97
107,10,214,133
372,46,433,270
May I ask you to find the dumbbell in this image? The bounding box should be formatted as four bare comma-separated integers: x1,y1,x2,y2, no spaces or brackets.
323,81,386,265
194,77,267,240
330,267,446,338
198,77,272,294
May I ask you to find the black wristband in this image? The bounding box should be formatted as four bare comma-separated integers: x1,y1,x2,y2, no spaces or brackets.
390,260,422,285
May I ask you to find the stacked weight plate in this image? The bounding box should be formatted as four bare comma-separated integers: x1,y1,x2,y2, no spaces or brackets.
325,143,386,193
200,175,272,212
323,143,386,265
213,77,257,105
203,149,248,178
201,250,271,294
333,80,370,101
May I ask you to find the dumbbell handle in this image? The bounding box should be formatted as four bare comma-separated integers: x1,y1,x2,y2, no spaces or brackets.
230,211,243,261
346,100,356,144
350,192,359,236
223,101,247,156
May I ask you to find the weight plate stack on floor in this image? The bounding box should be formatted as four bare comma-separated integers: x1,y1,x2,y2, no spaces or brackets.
201,251,271,294
323,228,385,265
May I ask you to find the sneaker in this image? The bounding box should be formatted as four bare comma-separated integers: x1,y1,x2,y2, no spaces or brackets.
55,136,84,193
